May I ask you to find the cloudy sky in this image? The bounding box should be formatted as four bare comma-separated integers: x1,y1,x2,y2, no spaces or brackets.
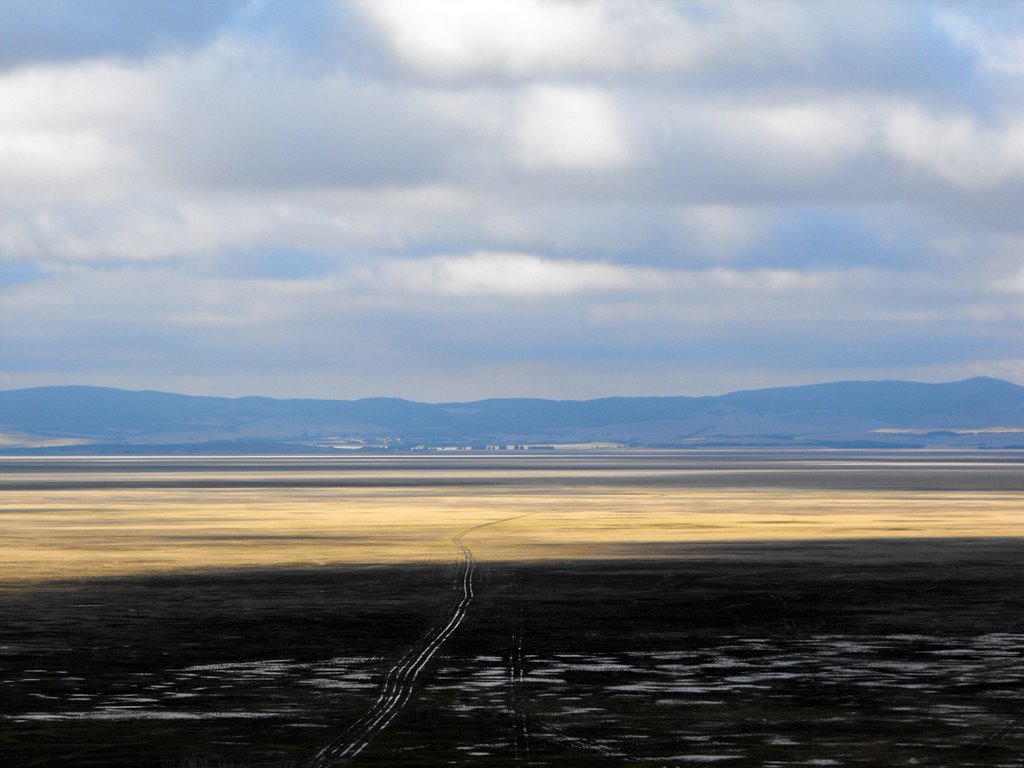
3,0,1024,400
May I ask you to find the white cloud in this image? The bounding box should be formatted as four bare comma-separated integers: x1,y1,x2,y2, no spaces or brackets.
369,252,835,299
995,267,1024,294
359,0,607,79
700,267,831,294
375,251,647,296
357,0,824,81
673,205,774,258
0,62,155,200
514,86,630,171
624,94,882,195
884,107,1024,188
744,102,872,167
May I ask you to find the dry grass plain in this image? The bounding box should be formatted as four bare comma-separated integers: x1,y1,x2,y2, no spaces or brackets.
3,484,1024,583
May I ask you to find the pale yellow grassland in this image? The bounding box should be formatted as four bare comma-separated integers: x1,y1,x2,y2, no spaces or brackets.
3,485,1024,583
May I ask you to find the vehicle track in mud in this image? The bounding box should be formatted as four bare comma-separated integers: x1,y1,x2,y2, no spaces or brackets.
308,514,531,767
507,576,530,762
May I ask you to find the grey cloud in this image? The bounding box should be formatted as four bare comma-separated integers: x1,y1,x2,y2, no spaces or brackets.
148,79,457,189
3,1,1024,398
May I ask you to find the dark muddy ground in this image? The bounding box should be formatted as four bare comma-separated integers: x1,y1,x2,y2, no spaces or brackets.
3,538,1024,767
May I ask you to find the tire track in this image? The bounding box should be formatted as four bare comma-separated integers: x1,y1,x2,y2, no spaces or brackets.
309,513,532,767
534,722,626,759
755,575,802,638
507,578,531,762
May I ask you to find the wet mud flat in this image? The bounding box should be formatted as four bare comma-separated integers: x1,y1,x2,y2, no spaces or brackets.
3,539,1024,767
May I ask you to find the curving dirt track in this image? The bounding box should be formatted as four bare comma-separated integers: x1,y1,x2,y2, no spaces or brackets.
308,514,530,767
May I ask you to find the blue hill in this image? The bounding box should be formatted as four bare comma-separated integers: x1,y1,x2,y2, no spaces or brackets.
1,377,1022,450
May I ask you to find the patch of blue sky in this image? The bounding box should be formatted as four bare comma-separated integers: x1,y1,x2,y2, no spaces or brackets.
756,208,928,270
0,0,247,69
208,247,340,281
0,260,46,287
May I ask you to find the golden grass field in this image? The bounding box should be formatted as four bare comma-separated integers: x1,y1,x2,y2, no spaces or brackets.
4,483,1024,583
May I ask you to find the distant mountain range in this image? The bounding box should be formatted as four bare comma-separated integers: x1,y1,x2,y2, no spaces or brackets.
2,377,1024,452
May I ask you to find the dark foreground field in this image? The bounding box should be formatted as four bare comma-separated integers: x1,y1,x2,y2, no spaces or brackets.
3,538,1024,767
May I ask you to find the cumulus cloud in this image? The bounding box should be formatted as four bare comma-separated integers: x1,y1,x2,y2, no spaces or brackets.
360,0,608,79
368,251,832,299
376,252,644,296
358,0,829,82
884,106,1024,189
513,86,630,171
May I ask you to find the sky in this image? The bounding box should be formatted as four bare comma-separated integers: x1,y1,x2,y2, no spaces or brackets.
3,0,1024,401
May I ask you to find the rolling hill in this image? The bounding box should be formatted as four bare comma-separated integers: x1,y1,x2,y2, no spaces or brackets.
1,377,1023,451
